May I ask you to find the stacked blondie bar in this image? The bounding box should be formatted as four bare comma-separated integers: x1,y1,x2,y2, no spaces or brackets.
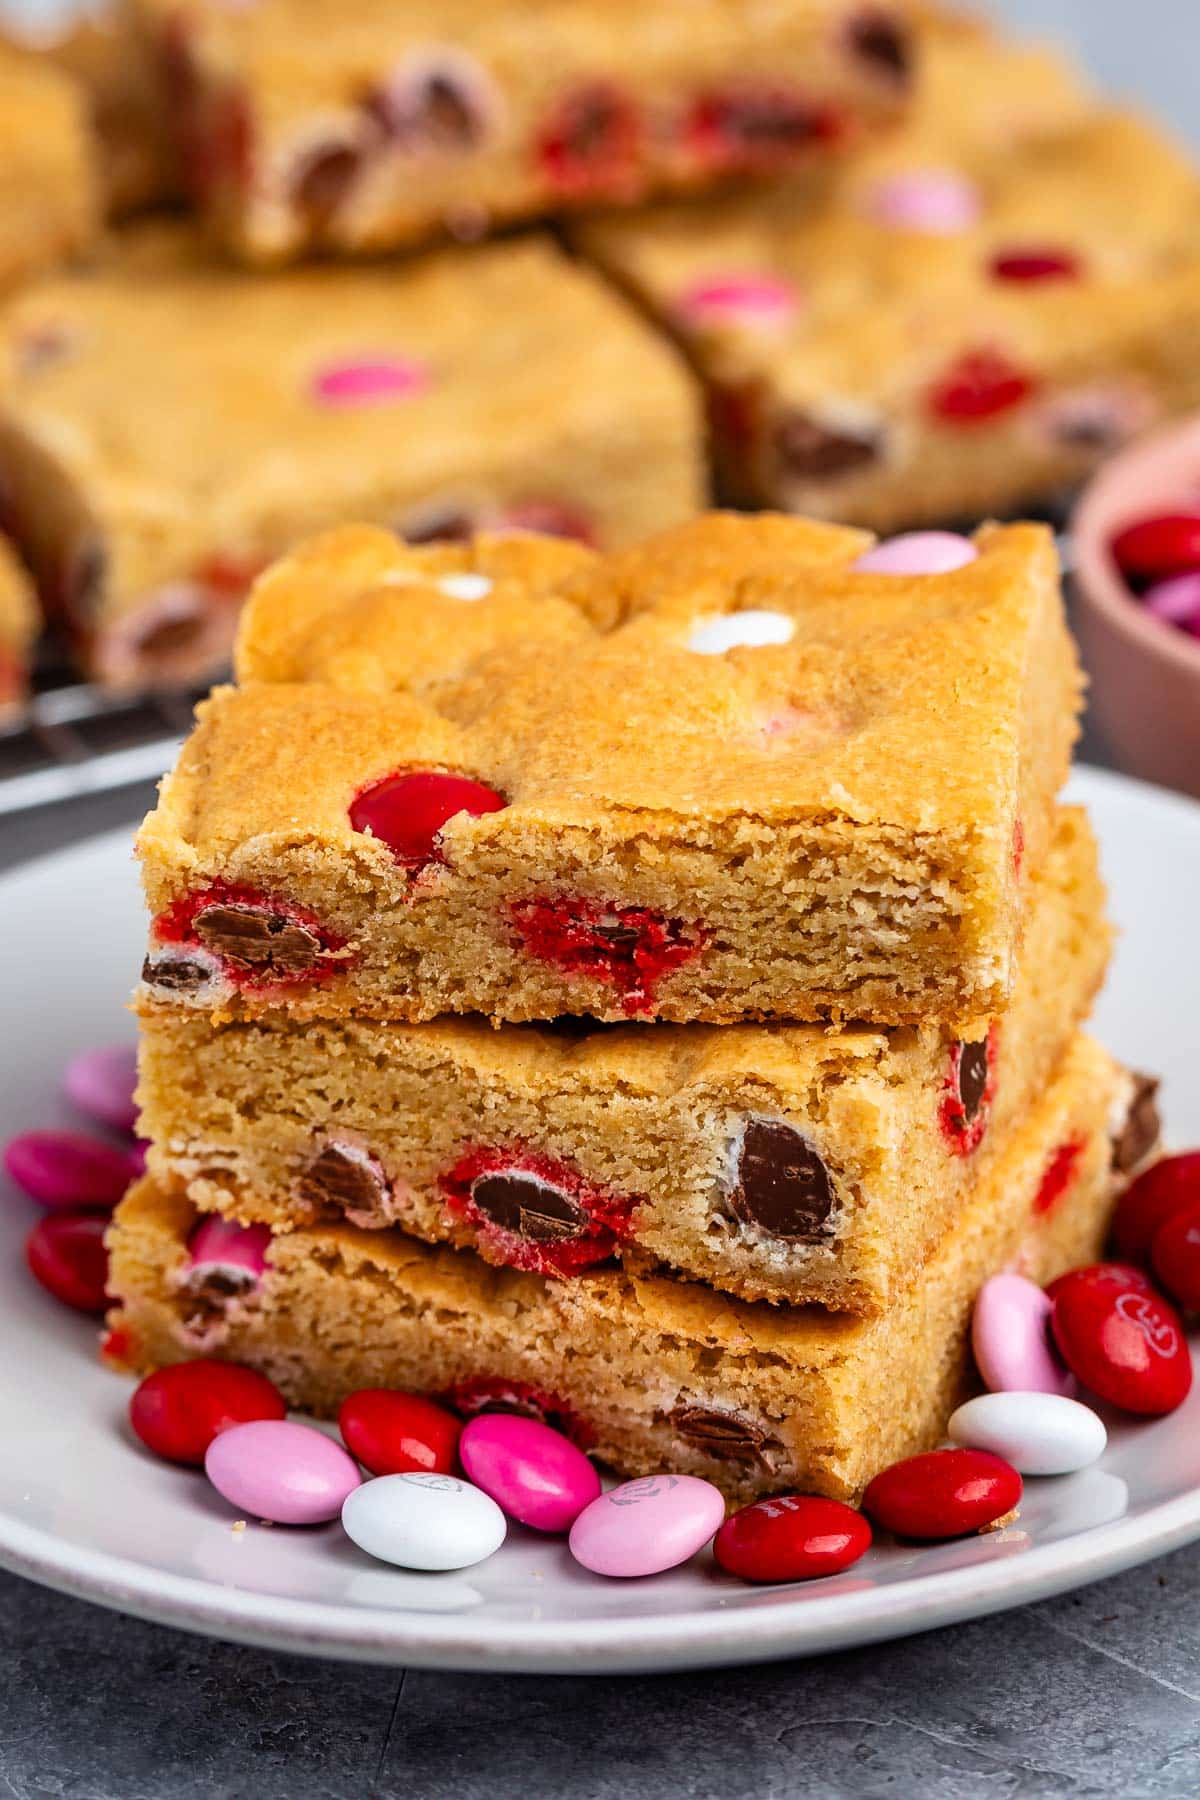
105,511,1147,1501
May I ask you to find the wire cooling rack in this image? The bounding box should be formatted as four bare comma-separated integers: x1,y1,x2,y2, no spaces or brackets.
0,665,207,817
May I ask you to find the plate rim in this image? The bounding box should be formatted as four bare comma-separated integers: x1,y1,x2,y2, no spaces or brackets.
1,762,1199,1674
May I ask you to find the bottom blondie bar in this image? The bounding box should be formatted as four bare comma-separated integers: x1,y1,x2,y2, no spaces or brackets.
106,1035,1133,1503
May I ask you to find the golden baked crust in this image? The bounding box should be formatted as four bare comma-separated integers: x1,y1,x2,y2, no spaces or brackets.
0,227,701,689
134,0,916,264
106,1034,1133,1503
137,807,1110,1310
0,535,38,710
136,512,1081,1028
0,44,99,298
574,30,1200,529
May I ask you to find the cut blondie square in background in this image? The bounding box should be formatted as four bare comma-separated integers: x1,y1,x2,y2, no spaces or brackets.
137,807,1112,1311
136,513,1081,1030
133,0,917,266
0,43,99,298
106,1035,1141,1505
0,228,701,690
0,535,38,712
2,0,178,217
574,29,1200,530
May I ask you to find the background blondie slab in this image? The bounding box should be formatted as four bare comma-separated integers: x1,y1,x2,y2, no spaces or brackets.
0,228,702,689
107,1035,1133,1506
135,0,915,265
3,1,178,217
137,807,1111,1311
137,514,1081,1029
574,29,1200,530
0,43,98,299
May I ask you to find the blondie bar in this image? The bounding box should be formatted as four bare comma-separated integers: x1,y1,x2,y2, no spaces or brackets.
575,35,1200,530
134,0,916,265
0,44,98,298
0,229,701,689
6,2,178,216
106,1035,1136,1504
0,536,38,712
137,808,1109,1311
136,513,1080,1029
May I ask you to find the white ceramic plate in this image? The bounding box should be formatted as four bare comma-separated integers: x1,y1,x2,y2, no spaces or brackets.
0,766,1198,1674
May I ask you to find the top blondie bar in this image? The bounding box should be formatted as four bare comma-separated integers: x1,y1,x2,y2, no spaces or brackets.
137,513,1080,1030
134,0,916,264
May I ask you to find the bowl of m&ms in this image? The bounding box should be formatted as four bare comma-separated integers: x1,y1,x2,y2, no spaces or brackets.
1073,417,1200,798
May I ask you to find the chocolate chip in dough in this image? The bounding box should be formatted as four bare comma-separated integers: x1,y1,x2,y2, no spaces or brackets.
470,1171,588,1243
1113,1074,1162,1174
731,1119,835,1241
193,904,323,974
297,1144,389,1219
774,411,881,482
670,1404,773,1465
141,954,212,994
848,12,912,84
292,142,362,233
957,1038,991,1122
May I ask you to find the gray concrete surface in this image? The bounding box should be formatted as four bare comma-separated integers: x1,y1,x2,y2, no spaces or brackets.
2,3,1199,1796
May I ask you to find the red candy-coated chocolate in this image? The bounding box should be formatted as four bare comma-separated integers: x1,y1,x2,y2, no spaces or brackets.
1113,1152,1200,1260
863,1448,1022,1539
338,1388,461,1476
26,1211,110,1312
1044,1261,1154,1303
440,1143,639,1277
4,1129,135,1211
1110,515,1200,587
1051,1269,1192,1414
537,83,641,196
350,770,507,869
130,1359,286,1466
686,87,841,175
714,1494,871,1582
508,897,704,1015
928,349,1036,424
989,247,1082,283
1151,1206,1200,1313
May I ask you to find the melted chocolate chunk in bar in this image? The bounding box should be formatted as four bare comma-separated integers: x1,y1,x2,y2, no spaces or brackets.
1113,1074,1162,1174
193,903,323,974
292,142,362,233
297,1143,390,1220
670,1404,774,1465
957,1038,991,1122
140,953,213,994
731,1119,834,1240
848,11,912,84
774,411,881,483
471,1171,589,1243
63,537,107,625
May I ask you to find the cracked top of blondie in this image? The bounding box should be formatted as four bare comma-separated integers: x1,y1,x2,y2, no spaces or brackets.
143,511,1076,859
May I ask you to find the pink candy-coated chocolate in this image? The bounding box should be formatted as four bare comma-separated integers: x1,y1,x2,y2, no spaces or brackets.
187,1215,272,1281
310,355,429,407
865,167,981,234
972,1273,1078,1398
852,531,978,576
205,1419,362,1524
458,1414,601,1533
568,1473,725,1577
676,273,800,330
4,1129,136,1211
63,1044,139,1134
1143,574,1200,636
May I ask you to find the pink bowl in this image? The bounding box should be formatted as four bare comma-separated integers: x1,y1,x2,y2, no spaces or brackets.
1073,418,1200,798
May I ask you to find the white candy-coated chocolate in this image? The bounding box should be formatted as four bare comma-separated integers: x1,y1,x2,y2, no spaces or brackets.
342,1471,507,1570
948,1392,1107,1476
687,611,796,655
